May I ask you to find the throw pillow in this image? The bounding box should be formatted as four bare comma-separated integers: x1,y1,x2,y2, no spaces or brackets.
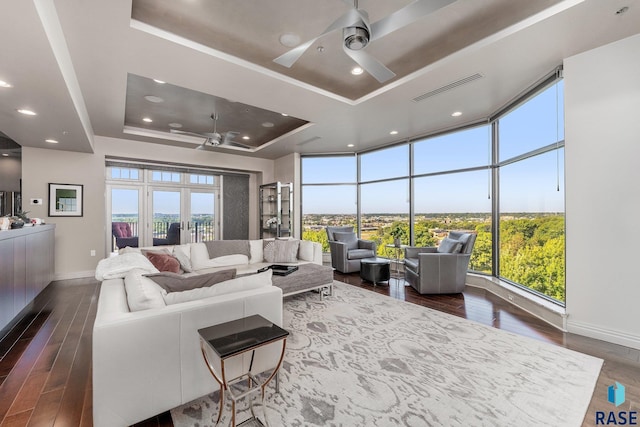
333,232,358,250
146,269,236,293
142,249,182,273
263,239,300,263
249,240,263,264
124,268,166,311
298,239,315,262
437,237,463,254
163,269,273,305
172,244,193,272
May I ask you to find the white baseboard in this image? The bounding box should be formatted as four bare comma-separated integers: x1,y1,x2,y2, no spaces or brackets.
567,320,640,351
466,274,567,331
53,270,95,281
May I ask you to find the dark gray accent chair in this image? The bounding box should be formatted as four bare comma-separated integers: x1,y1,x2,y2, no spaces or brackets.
404,231,477,294
153,222,181,246
326,226,377,273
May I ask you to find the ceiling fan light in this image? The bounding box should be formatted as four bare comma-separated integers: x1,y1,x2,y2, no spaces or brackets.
344,27,369,50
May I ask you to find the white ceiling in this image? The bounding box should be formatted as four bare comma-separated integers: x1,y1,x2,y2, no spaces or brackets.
0,0,638,160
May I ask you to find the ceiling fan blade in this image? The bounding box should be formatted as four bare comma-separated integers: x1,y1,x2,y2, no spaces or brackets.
223,131,239,142
274,8,362,68
201,132,221,138
370,0,455,42
195,141,208,150
170,129,207,138
223,140,252,149
221,132,251,149
343,45,396,83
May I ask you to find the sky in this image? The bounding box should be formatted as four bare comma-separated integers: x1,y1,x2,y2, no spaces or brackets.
111,188,214,217
302,81,565,214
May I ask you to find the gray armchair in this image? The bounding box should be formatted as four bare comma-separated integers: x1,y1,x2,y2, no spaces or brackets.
326,226,377,273
403,231,477,294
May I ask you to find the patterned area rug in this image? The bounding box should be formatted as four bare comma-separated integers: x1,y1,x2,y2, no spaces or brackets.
171,281,602,426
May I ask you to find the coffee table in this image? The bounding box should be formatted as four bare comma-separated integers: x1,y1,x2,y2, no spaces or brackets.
360,257,391,286
199,315,289,426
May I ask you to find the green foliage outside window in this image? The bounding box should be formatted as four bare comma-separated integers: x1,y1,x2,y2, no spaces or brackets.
302,213,565,302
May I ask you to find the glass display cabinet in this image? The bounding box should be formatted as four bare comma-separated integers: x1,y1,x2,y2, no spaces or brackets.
259,182,292,238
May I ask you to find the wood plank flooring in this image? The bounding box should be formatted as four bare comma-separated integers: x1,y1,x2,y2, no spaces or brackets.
0,273,638,426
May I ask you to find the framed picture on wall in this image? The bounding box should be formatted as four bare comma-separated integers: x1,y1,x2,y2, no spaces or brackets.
48,183,83,217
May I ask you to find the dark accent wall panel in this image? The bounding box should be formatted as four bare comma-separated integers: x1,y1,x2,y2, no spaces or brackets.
0,224,55,335
223,175,249,240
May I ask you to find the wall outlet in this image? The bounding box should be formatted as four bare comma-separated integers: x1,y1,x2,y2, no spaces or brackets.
90,250,96,257
30,198,43,205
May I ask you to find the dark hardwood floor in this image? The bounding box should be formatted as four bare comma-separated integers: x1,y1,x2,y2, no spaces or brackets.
1,272,638,426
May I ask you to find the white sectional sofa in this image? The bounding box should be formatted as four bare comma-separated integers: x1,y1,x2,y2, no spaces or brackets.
93,239,322,427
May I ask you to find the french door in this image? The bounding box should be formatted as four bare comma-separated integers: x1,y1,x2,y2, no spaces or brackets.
108,185,219,251
149,187,218,246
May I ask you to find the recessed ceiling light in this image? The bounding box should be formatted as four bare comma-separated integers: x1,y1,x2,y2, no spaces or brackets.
351,67,364,76
143,117,153,123
281,113,289,117
0,80,12,88
262,122,274,128
452,111,462,117
389,130,398,135
153,79,166,84
45,139,58,144
168,122,182,128
2,153,8,157
144,95,164,103
17,109,36,116
279,33,301,48
242,136,250,140
347,144,355,148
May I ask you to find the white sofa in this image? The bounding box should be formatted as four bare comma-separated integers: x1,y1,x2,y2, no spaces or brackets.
93,239,322,427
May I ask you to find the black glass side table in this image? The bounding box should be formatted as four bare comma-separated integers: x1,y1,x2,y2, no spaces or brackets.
198,315,289,426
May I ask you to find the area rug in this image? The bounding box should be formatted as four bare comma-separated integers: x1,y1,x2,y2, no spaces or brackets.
171,281,602,426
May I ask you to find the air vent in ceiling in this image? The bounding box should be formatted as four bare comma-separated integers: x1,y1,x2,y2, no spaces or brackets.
296,136,321,146
412,73,483,103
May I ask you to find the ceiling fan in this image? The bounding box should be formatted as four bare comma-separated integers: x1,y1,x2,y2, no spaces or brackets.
273,0,455,83
170,113,251,150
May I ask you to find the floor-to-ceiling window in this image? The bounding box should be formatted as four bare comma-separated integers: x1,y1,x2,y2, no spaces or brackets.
360,145,410,257
497,79,565,301
413,125,492,272
301,69,565,304
301,155,357,252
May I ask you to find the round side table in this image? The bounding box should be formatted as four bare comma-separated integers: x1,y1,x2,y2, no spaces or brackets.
360,257,391,286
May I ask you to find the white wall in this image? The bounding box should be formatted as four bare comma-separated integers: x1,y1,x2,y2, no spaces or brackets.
564,34,640,349
22,136,275,278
